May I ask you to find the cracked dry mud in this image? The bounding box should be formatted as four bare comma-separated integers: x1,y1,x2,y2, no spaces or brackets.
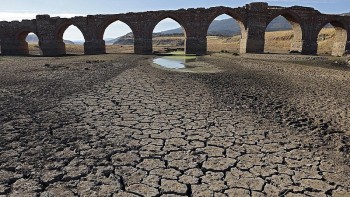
0,54,349,196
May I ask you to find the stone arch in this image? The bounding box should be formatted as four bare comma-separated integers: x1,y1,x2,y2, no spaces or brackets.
265,9,304,53
54,20,86,55
16,30,41,55
16,29,38,41
151,13,188,37
205,9,246,54
98,18,135,54
97,17,135,41
7,27,41,55
55,20,87,41
316,18,348,56
205,9,246,37
151,14,188,53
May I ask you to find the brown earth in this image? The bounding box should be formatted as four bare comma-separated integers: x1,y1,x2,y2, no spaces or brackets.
0,51,349,196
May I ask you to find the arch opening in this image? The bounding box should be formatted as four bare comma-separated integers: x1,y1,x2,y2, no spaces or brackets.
59,24,85,55
264,14,302,54
25,33,39,55
152,18,186,54
103,21,134,54
317,21,347,56
18,32,41,56
206,14,243,54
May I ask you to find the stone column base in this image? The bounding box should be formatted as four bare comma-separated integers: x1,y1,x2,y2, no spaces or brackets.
1,40,29,55
84,40,106,55
332,41,347,57
39,40,66,56
301,40,317,55
240,38,264,54
134,38,152,55
185,37,207,55
290,41,303,53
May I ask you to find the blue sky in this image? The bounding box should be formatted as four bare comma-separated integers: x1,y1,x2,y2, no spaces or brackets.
1,0,348,41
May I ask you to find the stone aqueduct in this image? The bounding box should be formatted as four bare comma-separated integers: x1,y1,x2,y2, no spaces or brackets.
0,2,349,56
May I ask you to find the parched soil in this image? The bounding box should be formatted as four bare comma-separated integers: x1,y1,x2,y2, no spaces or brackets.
0,53,349,196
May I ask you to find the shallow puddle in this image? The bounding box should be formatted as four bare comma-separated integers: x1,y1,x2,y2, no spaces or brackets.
153,52,222,73
153,53,196,69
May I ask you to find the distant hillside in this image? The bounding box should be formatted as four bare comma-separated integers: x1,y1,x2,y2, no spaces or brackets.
111,16,338,46
105,38,119,45
113,16,294,45
112,33,134,45
26,34,39,43
160,16,292,36
26,34,74,44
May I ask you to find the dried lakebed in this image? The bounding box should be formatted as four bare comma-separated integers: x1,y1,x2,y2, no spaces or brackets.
0,54,349,196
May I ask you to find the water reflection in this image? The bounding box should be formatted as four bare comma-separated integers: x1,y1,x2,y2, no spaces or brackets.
153,55,196,69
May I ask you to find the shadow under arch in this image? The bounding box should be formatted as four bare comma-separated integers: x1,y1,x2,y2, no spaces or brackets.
316,19,348,56
265,10,304,54
151,15,187,54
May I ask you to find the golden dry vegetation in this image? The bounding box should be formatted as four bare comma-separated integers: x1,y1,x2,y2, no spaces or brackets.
207,28,336,54
27,28,336,55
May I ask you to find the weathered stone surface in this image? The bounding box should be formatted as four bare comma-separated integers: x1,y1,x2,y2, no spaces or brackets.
0,3,349,56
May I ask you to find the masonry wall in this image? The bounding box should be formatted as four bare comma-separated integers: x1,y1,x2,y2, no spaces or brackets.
0,3,349,56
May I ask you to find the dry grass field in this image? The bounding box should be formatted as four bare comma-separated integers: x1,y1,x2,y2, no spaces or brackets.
26,28,336,55
207,28,336,54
